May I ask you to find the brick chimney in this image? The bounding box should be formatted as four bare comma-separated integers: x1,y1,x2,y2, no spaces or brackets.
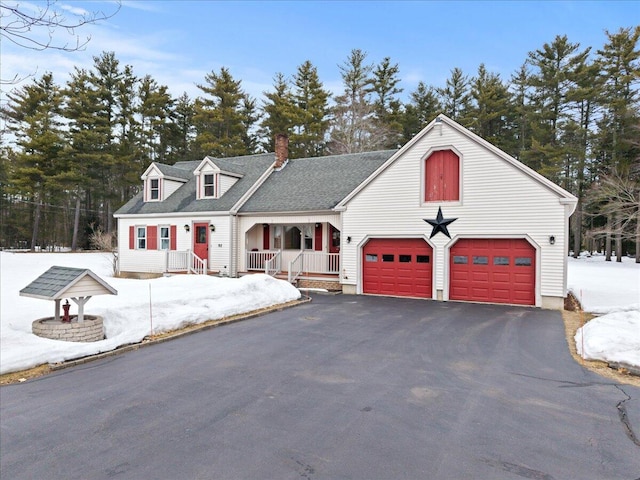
275,133,289,169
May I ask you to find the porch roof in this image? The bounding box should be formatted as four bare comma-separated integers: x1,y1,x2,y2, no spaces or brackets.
239,150,396,213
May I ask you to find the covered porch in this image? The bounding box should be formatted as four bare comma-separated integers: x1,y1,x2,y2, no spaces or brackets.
243,221,341,284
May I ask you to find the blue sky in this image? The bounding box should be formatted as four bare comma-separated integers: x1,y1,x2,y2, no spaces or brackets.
1,0,638,105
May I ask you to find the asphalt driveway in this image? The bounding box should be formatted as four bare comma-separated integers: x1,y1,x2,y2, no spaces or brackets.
1,295,639,479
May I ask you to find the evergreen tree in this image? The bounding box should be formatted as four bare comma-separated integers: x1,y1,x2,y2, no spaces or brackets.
510,63,533,160
2,73,65,249
64,67,111,249
466,64,515,154
328,49,385,154
593,26,640,261
437,67,471,122
523,35,591,183
193,67,256,158
171,92,196,162
138,75,175,164
401,81,442,142
290,60,330,158
259,73,296,152
371,57,404,147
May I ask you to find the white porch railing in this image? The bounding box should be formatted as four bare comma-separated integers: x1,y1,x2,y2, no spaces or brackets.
166,250,207,274
265,250,281,276
288,251,304,282
167,250,189,272
288,251,340,283
246,250,277,271
189,251,207,274
301,252,340,274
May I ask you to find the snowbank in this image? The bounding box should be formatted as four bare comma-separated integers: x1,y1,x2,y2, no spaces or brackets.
569,254,640,368
0,252,301,374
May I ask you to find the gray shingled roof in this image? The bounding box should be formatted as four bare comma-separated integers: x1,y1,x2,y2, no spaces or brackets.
19,266,117,300
115,153,275,215
155,163,193,180
239,150,397,213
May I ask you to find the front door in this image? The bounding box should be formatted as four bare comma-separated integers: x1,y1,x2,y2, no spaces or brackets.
193,222,209,262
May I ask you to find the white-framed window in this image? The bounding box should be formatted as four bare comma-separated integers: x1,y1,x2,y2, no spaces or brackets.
159,226,170,250
203,173,216,198
136,226,147,249
149,178,160,200
269,224,315,250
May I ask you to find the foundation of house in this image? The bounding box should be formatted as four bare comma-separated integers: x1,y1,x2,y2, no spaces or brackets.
32,316,105,342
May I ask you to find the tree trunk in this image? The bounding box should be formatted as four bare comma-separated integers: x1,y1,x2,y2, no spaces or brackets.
71,195,81,251
605,214,612,261
615,212,622,262
31,200,42,251
572,202,582,258
636,198,639,263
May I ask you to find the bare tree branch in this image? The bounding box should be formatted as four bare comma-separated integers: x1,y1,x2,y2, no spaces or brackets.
0,0,121,84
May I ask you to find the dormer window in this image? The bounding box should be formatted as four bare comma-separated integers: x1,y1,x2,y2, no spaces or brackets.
194,156,242,200
203,174,216,198
150,178,160,200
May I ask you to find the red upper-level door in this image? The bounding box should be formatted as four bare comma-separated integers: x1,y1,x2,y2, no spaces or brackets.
425,150,460,202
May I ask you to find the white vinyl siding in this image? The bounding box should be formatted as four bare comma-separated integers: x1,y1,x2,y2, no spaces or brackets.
219,175,239,197
342,121,570,306
117,215,230,274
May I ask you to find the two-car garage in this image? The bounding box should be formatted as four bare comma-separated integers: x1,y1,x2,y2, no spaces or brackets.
362,237,536,306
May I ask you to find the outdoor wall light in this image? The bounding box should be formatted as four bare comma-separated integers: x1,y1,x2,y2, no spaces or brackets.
549,235,555,245
347,236,352,243
184,224,190,232
209,224,215,232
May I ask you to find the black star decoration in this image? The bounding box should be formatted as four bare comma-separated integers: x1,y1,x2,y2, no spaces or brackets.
424,207,458,239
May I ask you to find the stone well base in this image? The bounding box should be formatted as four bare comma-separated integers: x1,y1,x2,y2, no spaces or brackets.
32,316,104,342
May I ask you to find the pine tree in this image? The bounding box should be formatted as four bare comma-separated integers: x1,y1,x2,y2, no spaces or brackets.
466,64,515,154
328,49,385,154
171,92,195,162
510,63,533,160
290,60,330,158
437,67,471,122
64,67,111,249
593,26,640,261
401,81,441,142
371,57,403,147
2,73,65,249
523,35,591,183
259,73,296,152
193,67,255,158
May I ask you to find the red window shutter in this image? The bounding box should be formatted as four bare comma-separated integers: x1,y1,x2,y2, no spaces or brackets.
170,225,177,250
314,224,323,251
147,226,158,250
129,226,135,249
263,224,270,250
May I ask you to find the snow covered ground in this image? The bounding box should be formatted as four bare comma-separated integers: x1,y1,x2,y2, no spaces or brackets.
569,254,640,369
1,251,638,375
0,251,301,375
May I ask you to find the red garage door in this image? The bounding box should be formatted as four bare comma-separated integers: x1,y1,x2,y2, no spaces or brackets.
363,238,433,298
450,239,535,305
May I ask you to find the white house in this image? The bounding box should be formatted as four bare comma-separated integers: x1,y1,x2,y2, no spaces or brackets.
114,116,577,309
